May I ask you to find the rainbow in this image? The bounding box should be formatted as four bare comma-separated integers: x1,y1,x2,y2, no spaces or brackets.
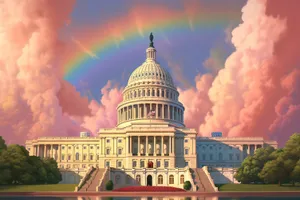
63,3,241,82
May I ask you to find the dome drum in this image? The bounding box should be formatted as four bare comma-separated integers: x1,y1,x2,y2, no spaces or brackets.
117,34,185,128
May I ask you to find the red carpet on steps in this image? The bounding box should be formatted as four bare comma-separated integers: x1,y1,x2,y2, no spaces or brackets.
113,186,186,192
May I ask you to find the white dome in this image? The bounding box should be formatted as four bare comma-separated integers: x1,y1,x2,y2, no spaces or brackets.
127,59,174,88
127,46,175,88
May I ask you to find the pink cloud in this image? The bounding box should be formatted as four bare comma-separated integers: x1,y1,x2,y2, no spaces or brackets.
178,74,213,131
191,0,300,146
0,0,81,145
81,81,123,135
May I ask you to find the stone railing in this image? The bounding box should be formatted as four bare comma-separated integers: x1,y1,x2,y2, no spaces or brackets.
198,137,263,141
185,166,197,191
202,166,218,192
75,166,94,192
38,137,98,140
97,167,110,191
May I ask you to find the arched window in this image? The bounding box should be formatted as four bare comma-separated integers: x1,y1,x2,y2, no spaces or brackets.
166,90,169,98
152,89,155,96
134,91,137,97
158,175,163,184
147,89,150,96
136,175,141,183
157,89,160,97
126,175,131,184
115,175,121,185
219,153,223,161
169,175,174,184
75,152,79,160
162,90,165,97
138,90,141,97
180,175,185,184
143,90,145,96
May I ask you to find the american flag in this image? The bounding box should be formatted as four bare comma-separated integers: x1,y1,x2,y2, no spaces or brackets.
147,110,156,118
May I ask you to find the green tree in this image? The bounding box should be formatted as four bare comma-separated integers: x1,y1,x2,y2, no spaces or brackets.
0,136,6,154
28,156,48,184
259,159,288,185
183,181,192,190
105,180,114,190
234,147,275,183
43,158,62,184
291,159,300,183
0,144,31,184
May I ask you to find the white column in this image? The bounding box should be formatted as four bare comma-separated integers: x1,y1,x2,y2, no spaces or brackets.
172,136,175,155
138,136,140,156
51,145,54,158
58,145,61,161
129,136,132,154
162,104,165,119
161,136,164,156
247,145,250,155
37,145,40,157
168,105,171,119
172,106,175,120
44,145,47,158
169,136,171,155
146,136,148,156
154,136,156,156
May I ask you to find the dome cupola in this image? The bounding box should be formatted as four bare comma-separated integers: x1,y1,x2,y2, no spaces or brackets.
117,33,185,128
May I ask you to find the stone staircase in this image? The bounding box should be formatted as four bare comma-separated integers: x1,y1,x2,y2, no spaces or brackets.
191,168,217,192
79,168,105,192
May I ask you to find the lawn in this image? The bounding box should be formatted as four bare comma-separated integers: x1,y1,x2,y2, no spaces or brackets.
217,184,300,191
0,184,77,192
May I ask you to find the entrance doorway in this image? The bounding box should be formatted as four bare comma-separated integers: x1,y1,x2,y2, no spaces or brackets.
147,175,152,186
147,161,153,168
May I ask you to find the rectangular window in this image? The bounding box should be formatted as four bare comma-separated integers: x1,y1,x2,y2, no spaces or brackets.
117,161,122,168
106,139,110,143
140,160,145,168
185,139,188,143
157,160,161,168
68,155,71,160
229,154,233,160
185,149,189,155
236,154,240,161
62,154,65,160
132,160,137,168
106,161,110,167
202,154,206,161
83,155,86,160
209,154,213,160
90,155,93,160
185,162,189,167
164,160,169,168
118,139,122,143
106,149,110,155
118,149,122,155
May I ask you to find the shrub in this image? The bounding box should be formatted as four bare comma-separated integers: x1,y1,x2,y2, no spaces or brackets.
183,181,192,190
105,180,114,191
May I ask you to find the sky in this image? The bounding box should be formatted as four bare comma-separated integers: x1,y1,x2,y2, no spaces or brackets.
0,0,299,147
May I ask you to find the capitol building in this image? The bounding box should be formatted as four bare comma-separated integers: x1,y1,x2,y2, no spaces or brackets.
25,34,277,191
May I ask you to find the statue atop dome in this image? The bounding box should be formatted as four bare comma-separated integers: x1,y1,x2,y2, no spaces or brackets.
149,32,154,47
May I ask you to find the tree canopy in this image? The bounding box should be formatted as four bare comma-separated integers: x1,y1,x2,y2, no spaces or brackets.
236,133,300,185
0,138,62,185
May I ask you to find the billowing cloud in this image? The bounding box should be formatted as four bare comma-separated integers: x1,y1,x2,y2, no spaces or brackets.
0,0,86,144
194,0,300,146
81,81,123,134
178,74,213,130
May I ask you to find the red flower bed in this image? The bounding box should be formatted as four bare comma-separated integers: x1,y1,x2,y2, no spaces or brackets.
113,186,186,192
